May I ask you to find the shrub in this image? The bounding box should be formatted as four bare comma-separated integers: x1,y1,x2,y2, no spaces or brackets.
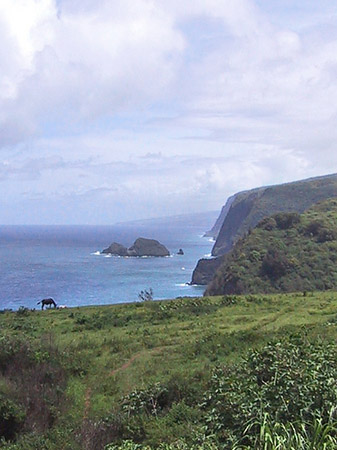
261,249,290,279
0,395,25,441
305,220,325,236
138,289,154,302
274,212,301,230
202,337,337,445
121,383,169,417
0,335,68,441
257,217,277,231
317,227,337,243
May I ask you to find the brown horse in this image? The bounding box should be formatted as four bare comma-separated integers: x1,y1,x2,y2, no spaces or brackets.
37,298,57,310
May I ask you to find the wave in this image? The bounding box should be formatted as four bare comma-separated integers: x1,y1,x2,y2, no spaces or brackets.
91,251,101,255
104,254,112,258
175,283,189,287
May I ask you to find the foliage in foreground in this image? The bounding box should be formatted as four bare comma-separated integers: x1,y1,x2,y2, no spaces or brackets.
0,292,337,449
202,337,337,447
104,336,337,449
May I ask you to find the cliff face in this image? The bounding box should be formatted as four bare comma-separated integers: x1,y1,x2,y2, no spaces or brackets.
206,198,337,296
193,173,337,285
191,255,225,285
212,173,337,257
204,195,235,238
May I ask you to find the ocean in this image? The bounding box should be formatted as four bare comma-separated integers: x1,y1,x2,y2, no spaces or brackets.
0,212,218,310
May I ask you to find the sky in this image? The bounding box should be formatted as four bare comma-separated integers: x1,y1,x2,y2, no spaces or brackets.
1,0,337,224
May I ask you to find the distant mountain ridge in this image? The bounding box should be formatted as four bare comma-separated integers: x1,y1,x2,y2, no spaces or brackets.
206,198,337,295
192,173,337,285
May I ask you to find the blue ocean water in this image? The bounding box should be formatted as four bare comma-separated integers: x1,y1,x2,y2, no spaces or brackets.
0,212,217,310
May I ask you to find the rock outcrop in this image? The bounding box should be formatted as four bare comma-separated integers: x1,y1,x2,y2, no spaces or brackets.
102,242,128,256
127,238,170,257
191,255,225,285
177,249,184,255
102,237,169,257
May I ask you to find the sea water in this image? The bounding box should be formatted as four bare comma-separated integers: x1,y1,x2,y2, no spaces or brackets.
0,212,217,310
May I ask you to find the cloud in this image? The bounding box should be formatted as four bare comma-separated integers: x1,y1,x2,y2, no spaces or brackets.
0,0,185,147
1,1,337,223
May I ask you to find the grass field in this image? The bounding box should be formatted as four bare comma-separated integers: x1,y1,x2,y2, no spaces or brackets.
1,292,337,449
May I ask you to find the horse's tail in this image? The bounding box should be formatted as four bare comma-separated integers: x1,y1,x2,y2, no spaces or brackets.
37,301,41,305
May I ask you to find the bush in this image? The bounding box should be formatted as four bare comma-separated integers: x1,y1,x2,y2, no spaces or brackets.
317,227,337,243
0,395,25,441
138,289,154,302
305,220,323,236
202,337,337,445
256,217,277,231
274,212,301,230
261,249,290,279
0,335,67,441
121,383,169,417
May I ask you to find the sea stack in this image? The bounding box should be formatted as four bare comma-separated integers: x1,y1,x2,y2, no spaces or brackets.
102,242,128,256
102,237,170,257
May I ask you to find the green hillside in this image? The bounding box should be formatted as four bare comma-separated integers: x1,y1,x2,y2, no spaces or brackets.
192,173,337,285
1,291,337,449
213,173,337,256
206,198,337,296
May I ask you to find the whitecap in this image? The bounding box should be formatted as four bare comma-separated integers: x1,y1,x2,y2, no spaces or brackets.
104,254,112,258
91,251,101,256
181,267,186,270
204,253,212,258
175,283,189,287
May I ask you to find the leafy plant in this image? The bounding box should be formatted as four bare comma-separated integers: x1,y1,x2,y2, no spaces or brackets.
138,289,154,302
202,337,337,445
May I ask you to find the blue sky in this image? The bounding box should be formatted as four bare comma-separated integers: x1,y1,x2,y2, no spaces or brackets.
1,0,337,224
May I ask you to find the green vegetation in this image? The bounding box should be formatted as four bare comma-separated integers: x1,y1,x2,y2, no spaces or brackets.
213,173,337,256
206,198,337,296
0,290,336,449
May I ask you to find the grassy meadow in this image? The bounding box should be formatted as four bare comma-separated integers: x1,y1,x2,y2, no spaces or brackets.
0,292,337,449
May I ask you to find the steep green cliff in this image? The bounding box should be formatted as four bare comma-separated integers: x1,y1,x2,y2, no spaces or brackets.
192,173,337,285
206,198,337,295
213,173,337,256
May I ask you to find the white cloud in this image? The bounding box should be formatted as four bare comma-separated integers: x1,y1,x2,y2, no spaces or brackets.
1,0,337,223
0,0,185,146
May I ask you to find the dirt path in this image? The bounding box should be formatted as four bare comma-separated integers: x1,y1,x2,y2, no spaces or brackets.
83,387,92,421
110,347,164,376
82,347,164,425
